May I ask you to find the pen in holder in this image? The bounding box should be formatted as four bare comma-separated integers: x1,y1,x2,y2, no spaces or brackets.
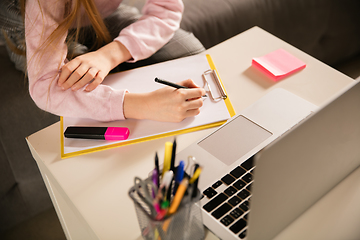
128,176,205,240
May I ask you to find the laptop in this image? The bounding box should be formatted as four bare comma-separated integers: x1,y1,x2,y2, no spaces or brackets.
175,80,360,240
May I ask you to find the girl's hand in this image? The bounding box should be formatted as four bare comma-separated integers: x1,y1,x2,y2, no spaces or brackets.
58,51,111,91
58,41,130,91
123,79,207,122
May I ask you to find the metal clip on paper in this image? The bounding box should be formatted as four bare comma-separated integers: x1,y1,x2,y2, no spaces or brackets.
202,69,227,101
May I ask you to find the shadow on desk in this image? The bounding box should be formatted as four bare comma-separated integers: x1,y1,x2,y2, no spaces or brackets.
0,208,66,240
242,66,276,89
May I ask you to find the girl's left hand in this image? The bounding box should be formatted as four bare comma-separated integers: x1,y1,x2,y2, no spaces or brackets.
58,41,131,92
58,51,111,92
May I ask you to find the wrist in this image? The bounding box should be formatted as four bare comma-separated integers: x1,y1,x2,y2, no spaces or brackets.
123,92,149,120
99,41,131,69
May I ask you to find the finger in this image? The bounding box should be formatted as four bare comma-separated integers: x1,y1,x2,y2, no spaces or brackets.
172,106,201,123
184,108,201,118
185,97,204,110
61,64,89,90
85,70,106,91
58,59,81,86
179,88,206,100
178,79,199,88
72,67,98,91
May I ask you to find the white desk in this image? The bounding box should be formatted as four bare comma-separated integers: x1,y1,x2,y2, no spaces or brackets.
26,27,356,240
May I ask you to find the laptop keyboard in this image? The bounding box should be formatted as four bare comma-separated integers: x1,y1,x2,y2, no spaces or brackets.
202,156,255,239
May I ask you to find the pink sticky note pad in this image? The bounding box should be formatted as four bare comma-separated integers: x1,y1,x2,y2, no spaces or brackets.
252,49,306,81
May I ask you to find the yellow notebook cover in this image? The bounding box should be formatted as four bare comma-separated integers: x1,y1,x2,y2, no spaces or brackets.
60,54,235,158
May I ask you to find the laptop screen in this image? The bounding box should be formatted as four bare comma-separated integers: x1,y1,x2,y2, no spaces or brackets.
248,81,360,240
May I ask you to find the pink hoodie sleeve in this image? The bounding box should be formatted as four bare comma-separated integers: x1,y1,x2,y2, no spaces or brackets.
114,0,184,62
25,0,183,122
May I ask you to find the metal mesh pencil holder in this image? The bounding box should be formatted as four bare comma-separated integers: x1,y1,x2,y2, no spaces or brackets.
128,181,205,240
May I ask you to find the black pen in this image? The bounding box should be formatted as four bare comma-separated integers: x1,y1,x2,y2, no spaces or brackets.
155,152,160,188
155,77,188,89
155,77,207,97
170,138,177,172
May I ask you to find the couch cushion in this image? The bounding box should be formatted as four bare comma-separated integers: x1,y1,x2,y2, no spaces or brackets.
181,0,360,66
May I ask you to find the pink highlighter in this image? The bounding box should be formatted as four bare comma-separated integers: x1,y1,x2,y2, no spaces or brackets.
64,126,130,140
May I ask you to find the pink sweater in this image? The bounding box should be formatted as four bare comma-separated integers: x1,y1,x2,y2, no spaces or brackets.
25,0,183,121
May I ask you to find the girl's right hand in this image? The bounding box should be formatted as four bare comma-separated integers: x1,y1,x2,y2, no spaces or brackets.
123,79,206,122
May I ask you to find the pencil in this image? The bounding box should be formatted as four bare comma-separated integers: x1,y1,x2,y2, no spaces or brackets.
162,142,173,177
166,139,177,201
189,167,202,184
168,178,189,215
191,164,200,199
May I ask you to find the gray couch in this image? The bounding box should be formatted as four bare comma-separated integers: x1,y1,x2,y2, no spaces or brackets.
181,0,360,67
1,0,360,235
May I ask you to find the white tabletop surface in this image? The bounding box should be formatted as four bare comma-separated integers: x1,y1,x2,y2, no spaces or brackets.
26,27,355,240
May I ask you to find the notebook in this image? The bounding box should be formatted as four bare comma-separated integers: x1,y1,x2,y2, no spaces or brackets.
175,80,360,240
60,54,235,158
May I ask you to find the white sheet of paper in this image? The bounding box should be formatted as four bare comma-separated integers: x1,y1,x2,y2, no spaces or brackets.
62,54,233,156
